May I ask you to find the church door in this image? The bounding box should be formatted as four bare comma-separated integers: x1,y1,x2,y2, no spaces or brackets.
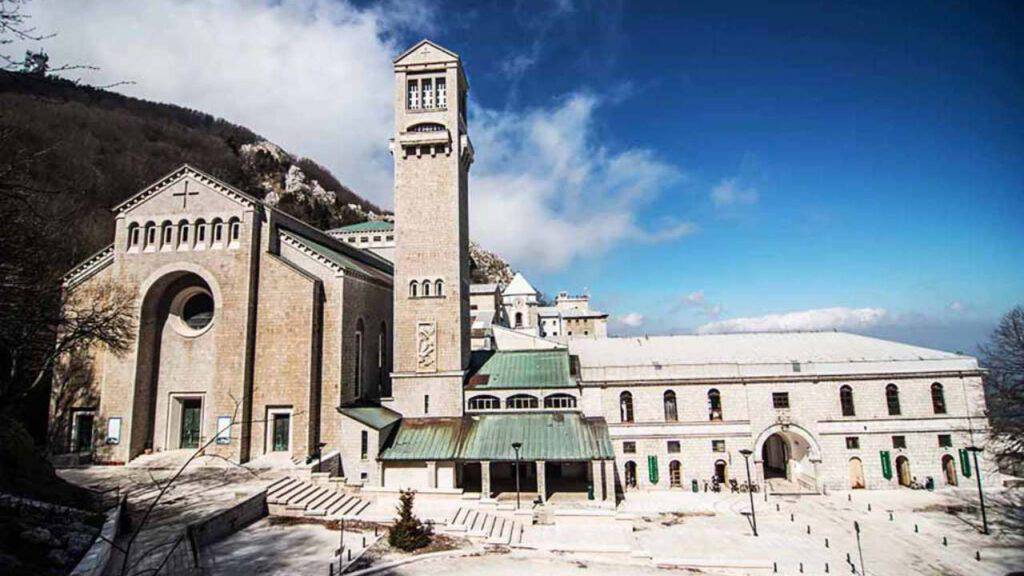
179,399,201,450
74,412,94,452
895,456,912,487
272,413,291,452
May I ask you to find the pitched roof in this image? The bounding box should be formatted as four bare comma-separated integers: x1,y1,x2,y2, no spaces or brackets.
503,272,538,296
393,39,460,64
467,349,575,390
338,405,402,430
378,413,614,462
327,220,394,234
569,331,980,382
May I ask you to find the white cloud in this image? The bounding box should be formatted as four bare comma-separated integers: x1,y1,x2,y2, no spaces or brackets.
15,1,691,270
711,177,758,207
676,290,722,318
471,93,690,270
12,0,432,207
947,301,968,313
615,312,645,327
696,307,888,334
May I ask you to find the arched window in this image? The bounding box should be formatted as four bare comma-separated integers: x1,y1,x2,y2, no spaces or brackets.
886,384,901,416
624,461,637,488
144,222,157,249
619,391,634,423
127,223,140,250
708,389,722,421
840,385,856,417
544,394,577,409
228,217,241,246
177,220,190,249
435,279,444,297
195,219,207,247
422,279,431,297
931,383,946,414
161,221,173,248
212,218,224,245
409,280,418,298
468,395,500,410
514,312,523,328
664,390,678,422
379,321,389,397
506,394,538,409
353,318,364,398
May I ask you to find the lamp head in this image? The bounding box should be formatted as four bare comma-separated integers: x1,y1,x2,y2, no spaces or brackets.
739,449,752,457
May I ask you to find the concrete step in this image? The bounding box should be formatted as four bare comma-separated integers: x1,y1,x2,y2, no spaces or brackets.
287,486,332,510
326,495,356,515
269,480,309,504
267,478,299,498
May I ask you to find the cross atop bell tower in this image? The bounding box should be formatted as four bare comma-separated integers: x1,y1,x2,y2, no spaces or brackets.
388,40,473,418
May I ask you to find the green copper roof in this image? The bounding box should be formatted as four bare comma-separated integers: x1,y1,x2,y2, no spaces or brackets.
338,405,402,430
467,350,575,390
379,413,613,462
328,220,394,234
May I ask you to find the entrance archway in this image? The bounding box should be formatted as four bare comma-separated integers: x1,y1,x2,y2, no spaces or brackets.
762,434,789,479
848,457,865,489
624,461,637,488
895,456,912,487
669,460,682,487
941,455,957,486
714,460,728,483
131,267,220,459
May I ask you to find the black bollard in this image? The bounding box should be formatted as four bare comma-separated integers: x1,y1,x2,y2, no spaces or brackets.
348,549,352,561
847,493,851,502
825,537,829,548
773,561,778,573
867,503,872,512
330,562,334,576
807,524,811,534
777,503,781,512
825,562,830,573
914,524,918,533
976,551,981,561
846,552,851,564
943,536,948,546
362,535,366,547
791,513,795,522
889,511,893,521
800,561,804,573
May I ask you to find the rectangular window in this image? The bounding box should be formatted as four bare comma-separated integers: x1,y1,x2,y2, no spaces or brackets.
938,434,952,448
623,441,636,454
424,395,430,415
712,440,726,452
360,430,369,460
667,441,681,454
422,78,434,109
373,236,381,242
892,435,907,449
436,77,447,108
407,79,420,109
845,436,860,449
386,235,394,241
772,392,790,409
353,331,363,398
216,416,232,445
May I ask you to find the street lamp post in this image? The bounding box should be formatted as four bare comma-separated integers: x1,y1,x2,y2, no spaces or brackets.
739,449,758,537
512,442,523,510
966,446,989,535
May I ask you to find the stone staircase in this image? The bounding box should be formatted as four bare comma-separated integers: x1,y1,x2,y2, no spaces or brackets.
266,476,370,519
443,506,525,545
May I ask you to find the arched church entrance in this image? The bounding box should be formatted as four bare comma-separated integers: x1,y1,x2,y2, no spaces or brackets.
762,434,789,479
755,426,821,493
941,455,957,486
130,270,219,459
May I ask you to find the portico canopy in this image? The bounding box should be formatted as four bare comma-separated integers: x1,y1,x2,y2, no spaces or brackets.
380,412,614,462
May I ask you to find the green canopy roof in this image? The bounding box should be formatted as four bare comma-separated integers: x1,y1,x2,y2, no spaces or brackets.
467,350,576,390
379,413,613,462
338,405,402,430
328,220,394,234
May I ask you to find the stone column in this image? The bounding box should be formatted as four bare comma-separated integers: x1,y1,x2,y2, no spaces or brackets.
427,461,438,489
536,460,547,503
481,461,491,498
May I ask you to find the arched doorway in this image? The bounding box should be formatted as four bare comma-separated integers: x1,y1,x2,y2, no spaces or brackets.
669,460,682,487
624,461,637,488
895,456,912,487
762,434,789,479
714,460,728,483
941,455,957,486
848,457,865,489
131,269,219,459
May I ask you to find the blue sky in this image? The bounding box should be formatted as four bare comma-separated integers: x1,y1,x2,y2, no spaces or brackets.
20,0,1022,354
419,0,1023,352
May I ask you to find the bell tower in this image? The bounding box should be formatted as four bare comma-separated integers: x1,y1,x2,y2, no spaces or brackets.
388,40,473,418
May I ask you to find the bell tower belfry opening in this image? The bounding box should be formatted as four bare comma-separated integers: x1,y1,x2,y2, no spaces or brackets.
388,40,473,418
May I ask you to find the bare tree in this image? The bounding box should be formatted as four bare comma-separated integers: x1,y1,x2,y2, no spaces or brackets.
979,305,1024,475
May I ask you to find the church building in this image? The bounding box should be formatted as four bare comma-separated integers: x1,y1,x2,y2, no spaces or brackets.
53,40,991,504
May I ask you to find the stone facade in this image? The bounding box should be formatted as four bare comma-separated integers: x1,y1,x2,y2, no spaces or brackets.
53,166,392,466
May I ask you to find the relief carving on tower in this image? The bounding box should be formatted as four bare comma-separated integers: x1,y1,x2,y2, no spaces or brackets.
416,322,437,372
